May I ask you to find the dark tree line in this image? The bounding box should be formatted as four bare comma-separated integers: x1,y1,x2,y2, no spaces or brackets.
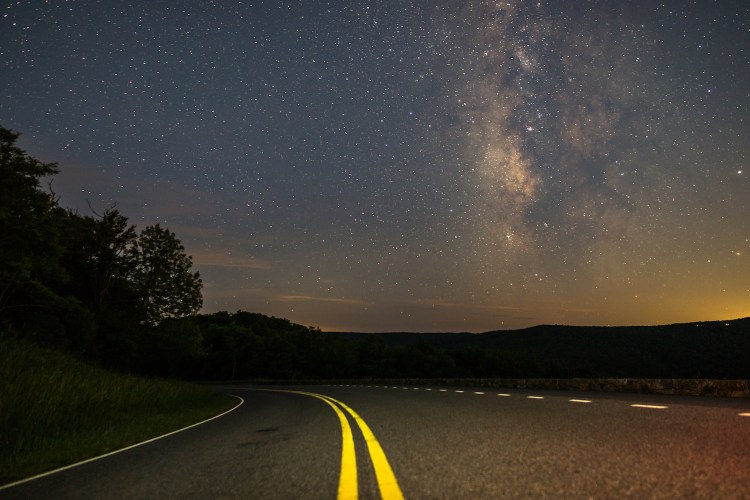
1,126,202,370
165,312,750,381
128,310,549,381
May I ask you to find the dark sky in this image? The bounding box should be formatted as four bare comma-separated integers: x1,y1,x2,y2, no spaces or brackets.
2,0,748,332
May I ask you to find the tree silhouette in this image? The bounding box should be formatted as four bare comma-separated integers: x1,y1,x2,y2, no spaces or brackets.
59,208,138,312
127,224,202,325
0,126,66,333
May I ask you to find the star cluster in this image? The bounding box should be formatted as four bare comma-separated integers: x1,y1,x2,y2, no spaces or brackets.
2,0,748,331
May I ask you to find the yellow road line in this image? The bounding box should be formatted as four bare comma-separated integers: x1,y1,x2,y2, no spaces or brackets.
295,392,358,500
328,397,405,500
266,389,404,500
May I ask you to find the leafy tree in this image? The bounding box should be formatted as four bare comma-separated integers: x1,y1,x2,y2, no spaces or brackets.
86,208,138,311
127,224,202,325
59,208,138,312
0,126,66,334
56,208,145,362
0,125,209,372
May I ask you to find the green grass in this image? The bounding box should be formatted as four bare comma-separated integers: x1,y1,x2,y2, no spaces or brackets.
0,337,237,485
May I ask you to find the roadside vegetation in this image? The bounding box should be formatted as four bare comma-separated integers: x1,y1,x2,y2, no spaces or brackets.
1,126,238,484
1,125,203,372
0,336,236,484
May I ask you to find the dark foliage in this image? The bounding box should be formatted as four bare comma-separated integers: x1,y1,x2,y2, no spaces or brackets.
142,312,747,381
0,126,202,369
331,319,750,379
0,127,66,340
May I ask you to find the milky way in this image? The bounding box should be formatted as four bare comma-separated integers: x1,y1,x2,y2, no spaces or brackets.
1,1,748,331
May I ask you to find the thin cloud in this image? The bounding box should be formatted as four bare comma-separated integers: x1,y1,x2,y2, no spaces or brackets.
190,249,273,270
407,298,521,311
274,295,365,305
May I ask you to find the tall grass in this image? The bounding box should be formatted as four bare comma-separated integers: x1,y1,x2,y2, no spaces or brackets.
0,337,236,484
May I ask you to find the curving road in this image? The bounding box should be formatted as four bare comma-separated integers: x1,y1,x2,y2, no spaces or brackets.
3,384,750,499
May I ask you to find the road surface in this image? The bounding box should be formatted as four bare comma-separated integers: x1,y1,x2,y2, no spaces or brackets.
3,384,750,498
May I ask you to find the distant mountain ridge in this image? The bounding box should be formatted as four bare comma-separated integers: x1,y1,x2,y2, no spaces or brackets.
329,317,750,379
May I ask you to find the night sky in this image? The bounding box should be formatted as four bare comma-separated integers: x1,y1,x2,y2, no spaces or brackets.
2,1,748,332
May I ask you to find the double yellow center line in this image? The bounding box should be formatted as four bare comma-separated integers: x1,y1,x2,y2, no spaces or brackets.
269,390,404,500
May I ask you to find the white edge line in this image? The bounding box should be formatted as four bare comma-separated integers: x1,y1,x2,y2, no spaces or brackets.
631,404,668,409
569,399,592,403
0,394,245,491
497,393,511,397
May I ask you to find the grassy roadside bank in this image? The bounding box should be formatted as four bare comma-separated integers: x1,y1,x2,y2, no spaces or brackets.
0,337,237,485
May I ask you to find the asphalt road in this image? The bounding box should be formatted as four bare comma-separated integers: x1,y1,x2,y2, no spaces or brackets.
3,384,750,499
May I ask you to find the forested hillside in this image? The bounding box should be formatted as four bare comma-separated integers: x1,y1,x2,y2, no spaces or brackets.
129,312,750,380
331,318,750,379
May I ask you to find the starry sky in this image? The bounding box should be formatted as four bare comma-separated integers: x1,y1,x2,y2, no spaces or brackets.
2,0,748,332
